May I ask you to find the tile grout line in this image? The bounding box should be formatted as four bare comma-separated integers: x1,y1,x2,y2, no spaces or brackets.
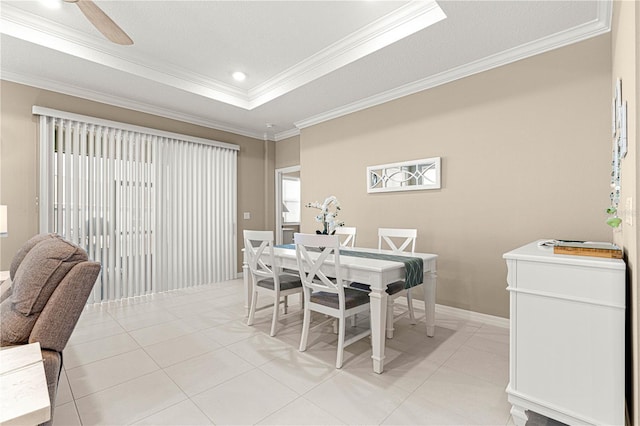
63,279,511,426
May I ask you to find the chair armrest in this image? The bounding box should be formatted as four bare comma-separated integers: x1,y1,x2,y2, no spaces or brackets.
0,276,12,303
29,262,100,352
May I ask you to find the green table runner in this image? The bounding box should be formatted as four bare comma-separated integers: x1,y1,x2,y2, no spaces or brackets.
276,245,423,289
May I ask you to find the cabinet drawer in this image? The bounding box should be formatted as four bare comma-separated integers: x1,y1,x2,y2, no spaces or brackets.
514,260,624,307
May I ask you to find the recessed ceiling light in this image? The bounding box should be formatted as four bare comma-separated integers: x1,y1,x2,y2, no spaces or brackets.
232,71,246,82
39,0,62,9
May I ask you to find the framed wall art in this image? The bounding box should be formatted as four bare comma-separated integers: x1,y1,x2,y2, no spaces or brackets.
367,157,441,193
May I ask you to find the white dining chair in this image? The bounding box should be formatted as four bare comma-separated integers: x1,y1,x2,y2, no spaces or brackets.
351,228,418,339
244,230,303,337
294,233,371,368
334,226,357,248
379,228,418,337
378,227,416,254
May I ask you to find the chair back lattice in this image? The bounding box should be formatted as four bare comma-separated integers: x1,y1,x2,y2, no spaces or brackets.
294,233,344,300
243,230,277,281
334,227,357,248
378,228,417,254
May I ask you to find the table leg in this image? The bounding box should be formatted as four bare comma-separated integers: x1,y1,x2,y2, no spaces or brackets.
423,271,436,337
369,287,388,374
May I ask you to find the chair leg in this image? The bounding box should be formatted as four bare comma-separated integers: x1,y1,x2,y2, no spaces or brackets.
283,295,289,315
407,289,417,325
336,316,345,369
247,290,258,326
351,315,357,327
270,295,280,337
299,300,311,352
386,297,395,339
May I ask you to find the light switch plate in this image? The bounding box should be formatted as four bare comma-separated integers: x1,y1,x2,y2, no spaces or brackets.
625,198,633,226
243,212,251,220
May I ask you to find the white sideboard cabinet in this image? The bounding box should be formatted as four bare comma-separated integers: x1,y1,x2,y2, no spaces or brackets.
503,241,625,426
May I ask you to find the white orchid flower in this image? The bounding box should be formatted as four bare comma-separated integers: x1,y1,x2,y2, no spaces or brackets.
306,201,322,210
306,195,345,234
323,195,338,206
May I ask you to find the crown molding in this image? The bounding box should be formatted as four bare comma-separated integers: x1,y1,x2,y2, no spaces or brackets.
0,1,444,111
274,128,301,142
295,2,612,130
1,71,265,141
0,4,250,109
247,0,446,108
1,1,612,142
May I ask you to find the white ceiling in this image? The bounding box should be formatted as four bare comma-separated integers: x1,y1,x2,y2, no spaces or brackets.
1,0,611,141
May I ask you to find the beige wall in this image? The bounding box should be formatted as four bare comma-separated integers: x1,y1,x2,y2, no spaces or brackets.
611,1,639,423
275,135,301,170
0,80,266,272
264,139,276,233
299,34,613,319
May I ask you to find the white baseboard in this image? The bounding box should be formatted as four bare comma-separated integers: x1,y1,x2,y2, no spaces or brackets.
400,298,509,329
435,303,509,329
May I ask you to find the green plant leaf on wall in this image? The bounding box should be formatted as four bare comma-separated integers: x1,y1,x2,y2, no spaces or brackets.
606,217,622,228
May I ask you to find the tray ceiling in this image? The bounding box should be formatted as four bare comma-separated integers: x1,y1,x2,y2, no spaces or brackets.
0,1,611,140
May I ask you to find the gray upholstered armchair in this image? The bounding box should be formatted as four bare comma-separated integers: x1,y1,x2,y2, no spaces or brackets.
0,234,100,426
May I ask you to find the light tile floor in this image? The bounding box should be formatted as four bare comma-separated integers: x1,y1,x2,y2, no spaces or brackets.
55,278,516,426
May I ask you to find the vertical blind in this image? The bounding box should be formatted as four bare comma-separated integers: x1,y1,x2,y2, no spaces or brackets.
34,106,238,304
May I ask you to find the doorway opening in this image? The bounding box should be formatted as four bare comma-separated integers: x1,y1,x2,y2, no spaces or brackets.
275,165,300,245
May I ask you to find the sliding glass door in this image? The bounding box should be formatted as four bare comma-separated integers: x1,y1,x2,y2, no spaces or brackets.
36,107,238,303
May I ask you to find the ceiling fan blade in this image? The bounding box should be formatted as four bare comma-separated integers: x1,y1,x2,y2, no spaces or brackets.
71,0,133,45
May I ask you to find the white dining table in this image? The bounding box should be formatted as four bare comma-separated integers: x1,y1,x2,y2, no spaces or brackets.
242,245,438,374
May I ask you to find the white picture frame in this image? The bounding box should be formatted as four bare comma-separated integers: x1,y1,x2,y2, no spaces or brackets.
367,157,441,193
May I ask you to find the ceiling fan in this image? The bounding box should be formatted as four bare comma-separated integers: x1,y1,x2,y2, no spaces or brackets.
64,0,133,45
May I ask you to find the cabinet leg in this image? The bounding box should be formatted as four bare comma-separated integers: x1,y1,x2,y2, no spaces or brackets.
510,405,528,426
